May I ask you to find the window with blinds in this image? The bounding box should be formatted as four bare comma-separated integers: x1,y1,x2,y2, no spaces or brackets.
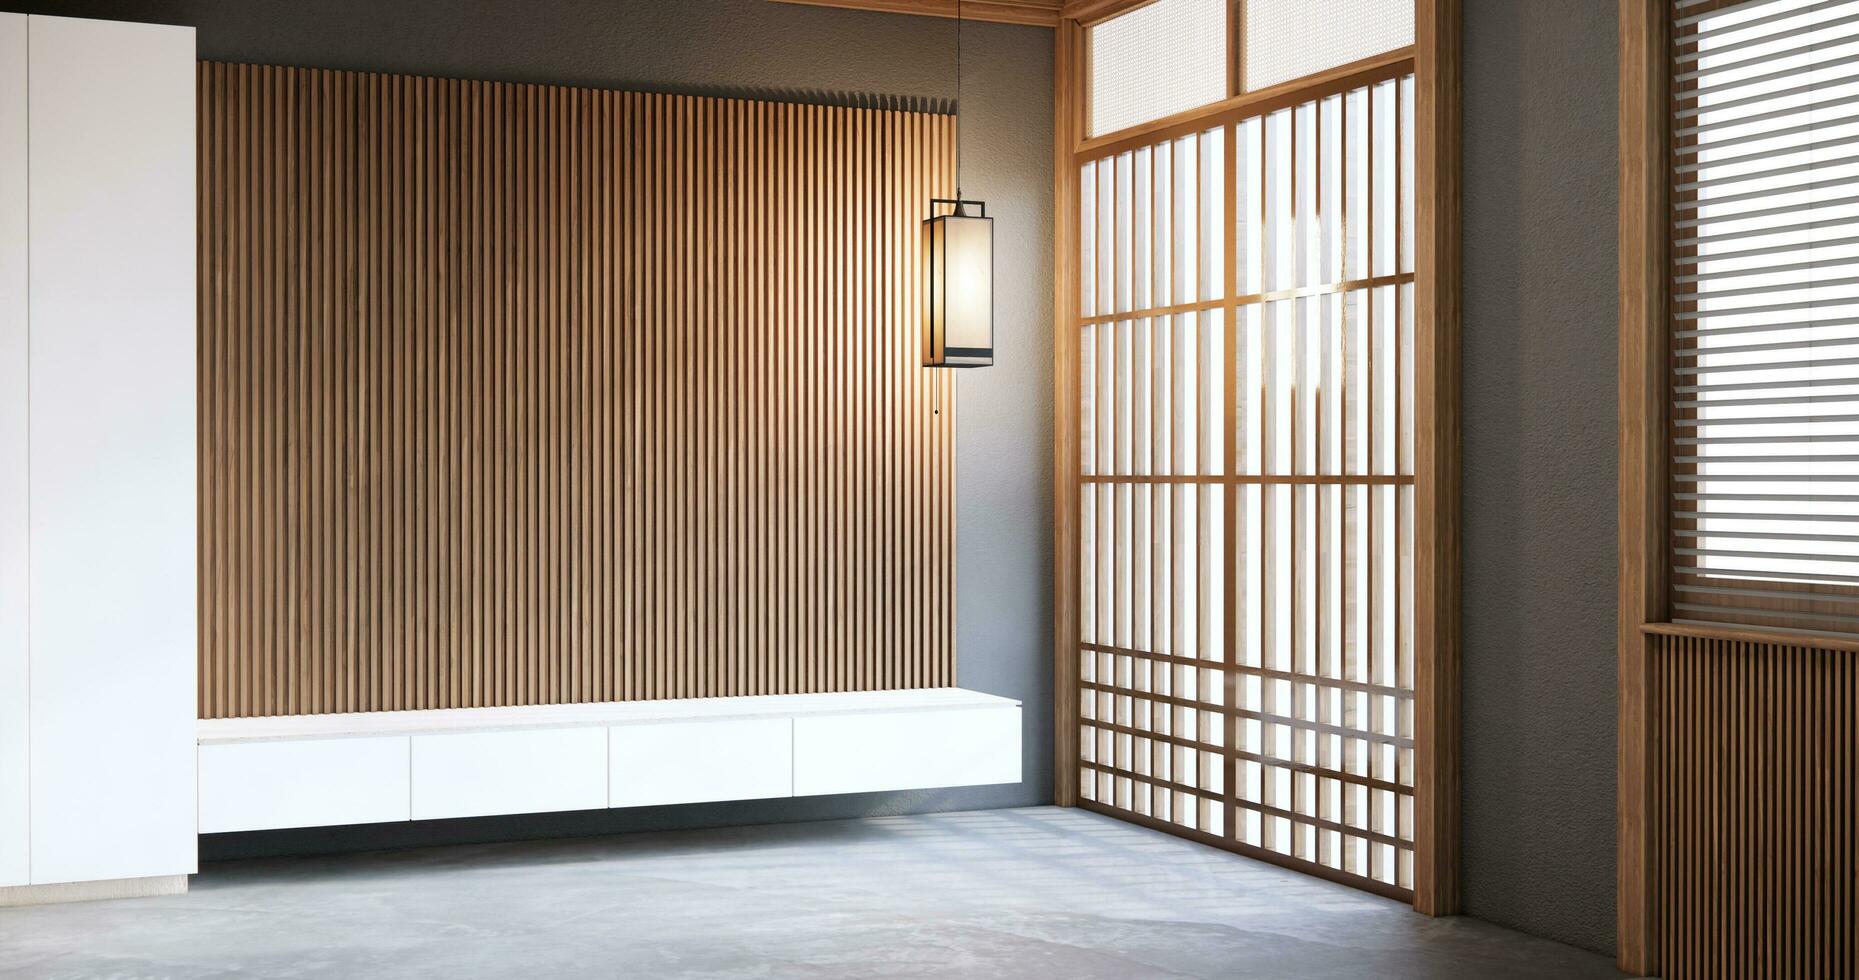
1673,0,1859,638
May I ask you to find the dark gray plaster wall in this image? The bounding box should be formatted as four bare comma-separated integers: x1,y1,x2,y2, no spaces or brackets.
1461,0,1618,957
0,0,1052,856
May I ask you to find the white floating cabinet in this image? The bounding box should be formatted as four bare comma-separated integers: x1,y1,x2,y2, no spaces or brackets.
198,689,1021,834
0,12,196,889
199,738,410,834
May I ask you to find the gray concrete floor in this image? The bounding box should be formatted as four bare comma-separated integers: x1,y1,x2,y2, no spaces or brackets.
0,807,1621,979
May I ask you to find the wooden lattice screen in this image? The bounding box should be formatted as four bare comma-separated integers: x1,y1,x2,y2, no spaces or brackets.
1071,56,1420,898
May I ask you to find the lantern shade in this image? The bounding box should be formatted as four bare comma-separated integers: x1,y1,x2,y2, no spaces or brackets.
922,199,993,368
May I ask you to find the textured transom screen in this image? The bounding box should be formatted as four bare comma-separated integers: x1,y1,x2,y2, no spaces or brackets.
198,63,956,718
1087,0,1226,137
1243,0,1414,93
1076,67,1417,893
1671,0,1859,638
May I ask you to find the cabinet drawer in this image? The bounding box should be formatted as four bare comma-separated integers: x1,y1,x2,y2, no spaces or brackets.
199,737,409,833
792,706,1020,796
411,727,606,820
609,717,792,808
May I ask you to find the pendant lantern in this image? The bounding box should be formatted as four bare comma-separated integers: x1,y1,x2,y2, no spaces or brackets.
923,0,993,369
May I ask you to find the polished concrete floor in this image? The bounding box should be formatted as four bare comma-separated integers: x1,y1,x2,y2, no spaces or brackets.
0,807,1620,979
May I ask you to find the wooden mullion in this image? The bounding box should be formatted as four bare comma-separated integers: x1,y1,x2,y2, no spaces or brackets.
1076,50,1415,164
1413,0,1462,917
1228,0,1245,98
1148,137,1163,820
1084,640,1412,700
1080,679,1415,749
1078,272,1416,326
1079,797,1415,901
1081,761,1414,851
1224,114,1240,847
1085,717,1410,794
1055,15,1085,807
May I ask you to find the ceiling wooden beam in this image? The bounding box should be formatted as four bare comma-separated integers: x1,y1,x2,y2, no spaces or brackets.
770,0,1062,27
1057,0,1159,26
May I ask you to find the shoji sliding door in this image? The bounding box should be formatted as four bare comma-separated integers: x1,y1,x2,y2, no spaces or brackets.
1056,0,1456,907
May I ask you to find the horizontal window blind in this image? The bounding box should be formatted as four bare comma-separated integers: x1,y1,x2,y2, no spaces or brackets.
1673,0,1859,637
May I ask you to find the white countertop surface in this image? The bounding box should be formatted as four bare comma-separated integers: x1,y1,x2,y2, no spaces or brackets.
198,687,1021,744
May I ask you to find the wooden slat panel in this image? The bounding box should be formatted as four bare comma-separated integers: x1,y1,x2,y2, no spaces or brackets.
1654,632,1859,979
198,63,956,718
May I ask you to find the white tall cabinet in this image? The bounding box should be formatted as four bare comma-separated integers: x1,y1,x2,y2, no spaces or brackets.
0,13,196,891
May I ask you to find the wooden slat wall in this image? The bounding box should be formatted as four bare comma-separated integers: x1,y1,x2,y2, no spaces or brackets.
197,62,956,719
1654,632,1858,979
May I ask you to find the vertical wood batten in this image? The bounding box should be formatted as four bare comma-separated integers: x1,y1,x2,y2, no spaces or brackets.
1652,632,1858,979
198,63,956,717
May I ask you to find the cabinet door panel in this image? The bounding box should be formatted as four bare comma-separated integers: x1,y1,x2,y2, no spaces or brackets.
610,717,793,808
0,10,28,889
26,14,196,884
200,738,411,833
412,728,607,820
792,707,1021,797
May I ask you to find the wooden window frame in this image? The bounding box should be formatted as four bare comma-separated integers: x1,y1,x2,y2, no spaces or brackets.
1053,0,1460,915
1618,2,1667,971
1617,1,1859,972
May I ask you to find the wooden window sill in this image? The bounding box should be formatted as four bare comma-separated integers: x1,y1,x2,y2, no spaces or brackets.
1640,621,1859,655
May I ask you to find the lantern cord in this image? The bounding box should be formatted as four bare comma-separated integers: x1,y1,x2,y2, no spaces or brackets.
954,0,962,200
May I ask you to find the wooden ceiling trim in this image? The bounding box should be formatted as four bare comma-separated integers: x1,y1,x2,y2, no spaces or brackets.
1058,0,1161,27
770,0,1063,27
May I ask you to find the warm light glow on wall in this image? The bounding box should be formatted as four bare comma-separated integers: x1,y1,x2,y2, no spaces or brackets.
922,198,993,368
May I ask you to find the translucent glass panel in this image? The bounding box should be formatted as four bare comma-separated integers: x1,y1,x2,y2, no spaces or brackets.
1243,0,1414,93
1076,74,1417,895
1672,0,1859,637
1088,0,1227,137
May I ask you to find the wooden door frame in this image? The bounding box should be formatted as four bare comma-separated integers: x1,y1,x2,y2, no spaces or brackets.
1050,0,1461,915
